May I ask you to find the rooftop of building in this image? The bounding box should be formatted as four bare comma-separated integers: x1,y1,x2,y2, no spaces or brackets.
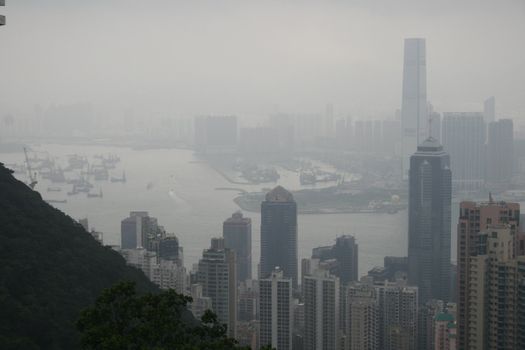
435,312,455,322
265,185,294,202
416,137,443,152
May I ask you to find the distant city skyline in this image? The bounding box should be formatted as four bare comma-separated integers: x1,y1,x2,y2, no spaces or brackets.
0,1,524,119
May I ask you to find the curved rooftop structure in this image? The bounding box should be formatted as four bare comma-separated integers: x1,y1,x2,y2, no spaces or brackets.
417,136,443,152
265,185,294,202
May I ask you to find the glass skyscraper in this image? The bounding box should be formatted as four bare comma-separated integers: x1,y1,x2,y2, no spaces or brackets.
407,137,452,303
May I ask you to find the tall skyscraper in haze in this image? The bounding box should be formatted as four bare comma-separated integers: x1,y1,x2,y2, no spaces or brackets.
442,112,486,191
401,38,428,179
487,119,514,184
260,186,298,288
407,138,452,303
259,267,293,350
483,96,496,124
223,211,252,283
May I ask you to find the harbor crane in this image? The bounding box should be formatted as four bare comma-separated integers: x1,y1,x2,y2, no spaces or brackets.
24,147,38,190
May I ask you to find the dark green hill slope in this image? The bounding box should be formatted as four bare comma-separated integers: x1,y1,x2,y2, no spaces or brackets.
0,163,158,349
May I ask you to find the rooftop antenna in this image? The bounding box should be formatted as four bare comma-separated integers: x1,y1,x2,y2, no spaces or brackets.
428,112,433,139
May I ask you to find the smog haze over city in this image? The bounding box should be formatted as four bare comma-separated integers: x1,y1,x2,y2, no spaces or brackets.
1,1,525,349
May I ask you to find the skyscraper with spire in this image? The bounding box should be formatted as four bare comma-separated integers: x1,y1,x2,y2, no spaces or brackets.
407,137,452,303
401,38,428,179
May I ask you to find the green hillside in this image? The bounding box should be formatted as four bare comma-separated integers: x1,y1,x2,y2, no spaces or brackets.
0,163,158,349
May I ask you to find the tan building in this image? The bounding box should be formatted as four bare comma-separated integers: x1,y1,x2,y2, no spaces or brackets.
345,283,378,350
434,312,456,350
465,224,525,349
456,199,520,349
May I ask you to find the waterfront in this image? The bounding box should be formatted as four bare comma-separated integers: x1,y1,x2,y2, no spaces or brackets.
2,144,408,276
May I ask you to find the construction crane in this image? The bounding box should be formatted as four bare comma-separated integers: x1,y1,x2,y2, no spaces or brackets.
24,147,38,190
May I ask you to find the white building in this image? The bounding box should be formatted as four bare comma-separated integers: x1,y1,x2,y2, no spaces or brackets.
303,263,340,350
189,284,213,320
259,267,293,350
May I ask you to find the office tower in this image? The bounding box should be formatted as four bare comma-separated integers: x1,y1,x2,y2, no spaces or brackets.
375,281,418,350
260,186,298,288
442,112,486,191
193,115,238,154
487,119,514,184
484,96,496,124
259,267,293,350
456,199,520,349
418,299,444,350
120,211,162,250
434,311,456,350
465,224,525,349
223,211,252,283
189,284,213,319
312,235,358,285
196,238,237,338
401,38,428,179
345,283,378,350
303,265,340,350
366,256,408,284
408,138,452,303
158,236,183,263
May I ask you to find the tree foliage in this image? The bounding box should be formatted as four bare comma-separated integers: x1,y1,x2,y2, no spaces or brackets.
77,282,248,350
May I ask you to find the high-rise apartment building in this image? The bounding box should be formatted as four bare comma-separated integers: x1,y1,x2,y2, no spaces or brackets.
259,267,293,350
401,38,428,179
418,299,444,350
345,283,378,350
196,237,237,338
303,265,340,350
375,281,418,350
433,312,457,350
487,119,514,184
465,224,525,349
456,199,520,349
408,138,452,303
223,211,252,283
312,235,358,286
260,186,298,288
442,112,486,191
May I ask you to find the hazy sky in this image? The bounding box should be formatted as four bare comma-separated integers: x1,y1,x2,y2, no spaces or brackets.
1,0,524,119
